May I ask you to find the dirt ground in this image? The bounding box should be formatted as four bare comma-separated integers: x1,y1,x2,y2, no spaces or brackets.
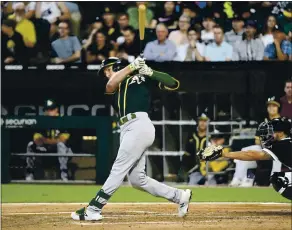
2,203,291,230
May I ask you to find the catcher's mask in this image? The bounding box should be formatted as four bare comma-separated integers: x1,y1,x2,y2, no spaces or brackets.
258,118,292,148
98,57,122,78
257,121,274,148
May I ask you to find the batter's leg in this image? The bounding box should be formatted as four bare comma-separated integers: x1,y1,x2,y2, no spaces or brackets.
128,155,182,204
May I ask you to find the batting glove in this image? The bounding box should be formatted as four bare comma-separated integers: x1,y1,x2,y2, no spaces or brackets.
128,57,145,71
139,64,153,77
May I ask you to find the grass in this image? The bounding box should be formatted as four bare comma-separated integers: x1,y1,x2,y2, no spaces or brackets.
1,184,289,203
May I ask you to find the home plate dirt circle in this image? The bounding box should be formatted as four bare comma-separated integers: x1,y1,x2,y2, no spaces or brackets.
2,203,291,230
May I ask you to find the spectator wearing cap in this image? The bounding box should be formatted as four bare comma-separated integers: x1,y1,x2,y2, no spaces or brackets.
127,2,154,30
260,15,278,47
1,19,27,64
204,25,233,61
27,2,70,37
150,1,178,29
86,30,116,64
102,6,120,43
201,16,215,44
144,23,176,62
117,26,140,63
168,14,191,47
280,80,292,119
233,20,264,61
8,2,36,49
51,20,81,64
224,16,244,48
182,113,208,185
174,27,204,62
264,30,292,61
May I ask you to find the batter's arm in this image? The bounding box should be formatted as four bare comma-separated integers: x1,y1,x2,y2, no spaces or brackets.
106,57,145,93
222,150,272,161
151,70,180,90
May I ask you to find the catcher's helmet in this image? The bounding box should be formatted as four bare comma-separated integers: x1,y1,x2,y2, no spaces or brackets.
98,57,122,77
257,117,292,147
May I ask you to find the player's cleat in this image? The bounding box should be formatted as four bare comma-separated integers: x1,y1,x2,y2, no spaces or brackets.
229,177,242,187
239,177,254,187
25,173,34,181
178,189,192,217
71,207,103,221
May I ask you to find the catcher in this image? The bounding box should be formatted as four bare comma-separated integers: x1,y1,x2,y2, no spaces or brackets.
198,117,292,200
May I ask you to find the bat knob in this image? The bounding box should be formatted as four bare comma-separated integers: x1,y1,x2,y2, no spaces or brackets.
139,52,144,59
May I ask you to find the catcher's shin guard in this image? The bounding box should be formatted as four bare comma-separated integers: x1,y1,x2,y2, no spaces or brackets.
270,172,292,200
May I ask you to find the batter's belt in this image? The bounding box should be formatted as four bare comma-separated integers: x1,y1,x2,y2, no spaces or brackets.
119,113,137,126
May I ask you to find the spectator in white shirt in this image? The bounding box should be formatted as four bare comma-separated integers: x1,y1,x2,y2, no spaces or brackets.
174,28,204,61
260,15,277,47
144,23,176,62
204,25,233,61
168,14,190,47
27,2,71,37
224,16,245,48
201,16,215,45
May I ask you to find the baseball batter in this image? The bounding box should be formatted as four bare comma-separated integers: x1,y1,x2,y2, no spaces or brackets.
71,57,192,221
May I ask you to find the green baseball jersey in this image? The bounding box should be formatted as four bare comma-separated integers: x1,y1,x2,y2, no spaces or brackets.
105,72,179,118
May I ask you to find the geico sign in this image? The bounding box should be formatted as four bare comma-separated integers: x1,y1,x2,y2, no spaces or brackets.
5,119,37,126
11,104,107,116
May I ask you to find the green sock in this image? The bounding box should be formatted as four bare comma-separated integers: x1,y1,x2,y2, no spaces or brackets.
89,189,111,209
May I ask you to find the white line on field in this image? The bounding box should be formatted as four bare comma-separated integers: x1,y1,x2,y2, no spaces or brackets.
2,202,291,206
71,220,215,226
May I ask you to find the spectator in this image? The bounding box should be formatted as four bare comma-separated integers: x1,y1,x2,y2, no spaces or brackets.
168,14,191,47
1,19,27,64
27,2,71,37
144,23,176,62
182,3,201,27
264,30,292,61
204,25,233,61
233,20,264,61
201,16,215,44
260,15,277,47
174,28,204,62
150,1,178,29
101,6,120,43
116,13,130,45
8,2,36,49
117,26,140,63
127,2,154,30
64,2,82,37
224,16,244,48
86,30,116,64
51,21,81,64
280,80,292,119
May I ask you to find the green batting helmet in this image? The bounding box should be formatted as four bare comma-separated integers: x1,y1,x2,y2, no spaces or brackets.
98,57,122,77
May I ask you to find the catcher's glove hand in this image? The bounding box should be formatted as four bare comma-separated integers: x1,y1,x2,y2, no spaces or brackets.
197,145,223,161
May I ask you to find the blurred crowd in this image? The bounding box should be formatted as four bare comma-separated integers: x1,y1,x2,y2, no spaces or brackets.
1,1,292,65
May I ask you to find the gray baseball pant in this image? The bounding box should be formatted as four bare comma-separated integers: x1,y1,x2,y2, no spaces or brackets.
101,112,182,204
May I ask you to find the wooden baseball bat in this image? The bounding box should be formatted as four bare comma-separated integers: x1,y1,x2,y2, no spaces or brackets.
138,4,146,57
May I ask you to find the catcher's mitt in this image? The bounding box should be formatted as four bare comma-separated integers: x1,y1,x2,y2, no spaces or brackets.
197,145,223,161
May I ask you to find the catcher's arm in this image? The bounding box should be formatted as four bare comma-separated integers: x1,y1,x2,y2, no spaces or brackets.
198,145,272,161
222,150,272,161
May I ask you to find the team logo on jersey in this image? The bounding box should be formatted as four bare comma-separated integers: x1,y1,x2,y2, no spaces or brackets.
129,75,145,85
